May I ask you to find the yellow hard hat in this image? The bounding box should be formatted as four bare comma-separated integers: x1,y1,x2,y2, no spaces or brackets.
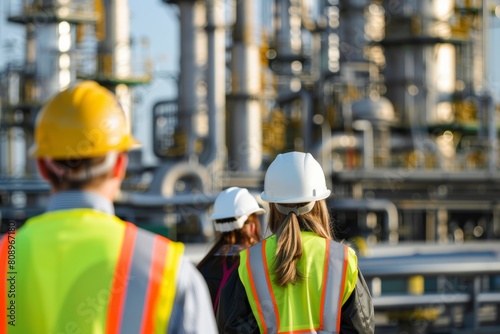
30,81,140,159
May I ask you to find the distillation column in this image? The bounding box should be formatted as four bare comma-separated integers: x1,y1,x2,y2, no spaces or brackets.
270,0,307,151
35,19,76,99
202,0,226,177
98,0,133,130
6,0,96,176
178,0,208,159
381,0,457,168
227,0,263,172
382,0,456,126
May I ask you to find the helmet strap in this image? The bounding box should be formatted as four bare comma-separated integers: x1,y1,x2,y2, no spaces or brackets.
275,202,315,216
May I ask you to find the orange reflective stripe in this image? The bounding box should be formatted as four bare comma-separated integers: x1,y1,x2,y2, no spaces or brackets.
246,248,268,333
140,235,168,334
0,235,8,334
106,223,137,334
319,239,330,329
280,329,319,334
261,240,280,331
336,245,349,332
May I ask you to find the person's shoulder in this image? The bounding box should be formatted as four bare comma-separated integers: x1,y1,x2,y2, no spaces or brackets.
177,256,209,288
328,239,359,267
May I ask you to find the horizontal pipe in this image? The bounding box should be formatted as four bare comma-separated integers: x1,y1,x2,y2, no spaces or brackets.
359,252,500,278
332,198,399,243
373,293,471,310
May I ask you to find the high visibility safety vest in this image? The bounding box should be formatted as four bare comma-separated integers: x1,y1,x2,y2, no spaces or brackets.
0,209,184,334
238,232,358,334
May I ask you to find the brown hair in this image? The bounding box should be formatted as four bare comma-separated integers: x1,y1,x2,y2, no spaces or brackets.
44,156,112,191
268,200,332,286
197,213,262,269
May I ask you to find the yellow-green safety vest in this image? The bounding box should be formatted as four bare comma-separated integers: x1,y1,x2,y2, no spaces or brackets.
238,232,358,334
0,209,184,334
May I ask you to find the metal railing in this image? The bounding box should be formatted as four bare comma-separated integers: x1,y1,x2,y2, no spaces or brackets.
359,242,500,332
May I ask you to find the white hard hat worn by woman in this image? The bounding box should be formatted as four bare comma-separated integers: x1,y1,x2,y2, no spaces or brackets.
198,187,265,313
210,187,265,232
216,152,375,333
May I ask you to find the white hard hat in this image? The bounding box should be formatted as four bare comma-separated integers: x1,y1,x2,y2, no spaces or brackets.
260,151,331,204
210,187,266,232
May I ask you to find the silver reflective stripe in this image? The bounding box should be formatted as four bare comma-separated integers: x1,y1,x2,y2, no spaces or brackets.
248,242,279,333
120,228,156,334
247,239,347,334
322,241,347,333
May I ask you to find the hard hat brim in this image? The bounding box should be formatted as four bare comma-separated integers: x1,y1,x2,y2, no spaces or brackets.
29,135,142,159
260,190,331,203
210,207,266,220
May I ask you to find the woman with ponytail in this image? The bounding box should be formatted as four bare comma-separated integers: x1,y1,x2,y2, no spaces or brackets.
217,152,374,333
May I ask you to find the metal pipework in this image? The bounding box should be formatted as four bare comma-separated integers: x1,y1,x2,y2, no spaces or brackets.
333,198,399,244
227,0,262,172
274,0,302,58
147,160,210,197
178,0,207,160
339,0,371,64
98,0,132,130
25,24,36,101
36,21,76,100
352,120,374,170
201,0,226,176
382,0,456,125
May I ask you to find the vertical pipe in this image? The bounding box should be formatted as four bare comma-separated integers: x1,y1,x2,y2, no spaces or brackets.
276,0,298,57
99,0,133,131
482,0,489,89
203,0,226,186
6,72,21,177
481,0,497,172
352,120,374,170
178,0,207,159
339,0,370,64
301,89,313,152
36,1,77,101
25,24,37,177
488,95,497,171
227,0,262,172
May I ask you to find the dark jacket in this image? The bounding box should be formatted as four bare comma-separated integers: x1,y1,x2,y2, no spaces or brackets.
197,245,245,311
216,254,375,333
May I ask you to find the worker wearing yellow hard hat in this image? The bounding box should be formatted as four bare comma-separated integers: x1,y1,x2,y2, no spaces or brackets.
0,81,217,333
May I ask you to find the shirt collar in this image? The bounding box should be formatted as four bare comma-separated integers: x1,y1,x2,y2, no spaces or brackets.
46,190,115,215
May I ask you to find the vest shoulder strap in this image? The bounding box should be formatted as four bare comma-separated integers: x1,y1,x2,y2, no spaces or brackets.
106,223,185,334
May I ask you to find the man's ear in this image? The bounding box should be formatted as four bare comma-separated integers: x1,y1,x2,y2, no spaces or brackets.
112,153,128,179
36,159,51,181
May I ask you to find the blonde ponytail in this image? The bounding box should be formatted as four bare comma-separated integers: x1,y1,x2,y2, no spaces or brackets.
274,212,303,286
268,200,333,286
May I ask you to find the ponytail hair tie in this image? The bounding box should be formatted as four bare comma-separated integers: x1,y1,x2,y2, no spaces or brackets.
275,202,315,216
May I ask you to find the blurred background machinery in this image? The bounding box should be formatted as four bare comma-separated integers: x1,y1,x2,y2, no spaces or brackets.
2,0,500,331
